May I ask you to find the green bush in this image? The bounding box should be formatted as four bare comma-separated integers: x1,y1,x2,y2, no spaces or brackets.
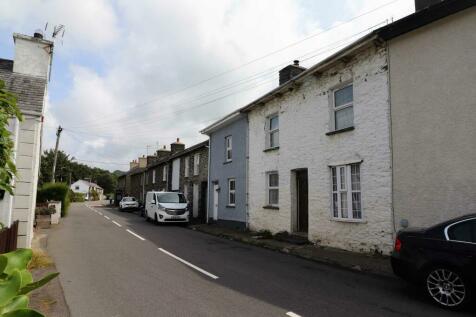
69,191,85,202
36,183,70,217
34,206,55,216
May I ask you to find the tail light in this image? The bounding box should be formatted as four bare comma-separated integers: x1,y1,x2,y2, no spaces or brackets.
394,237,402,252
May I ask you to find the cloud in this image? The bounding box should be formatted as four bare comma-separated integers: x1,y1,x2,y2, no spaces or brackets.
2,0,415,171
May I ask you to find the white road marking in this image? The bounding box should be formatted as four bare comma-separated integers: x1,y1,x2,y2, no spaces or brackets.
112,221,122,227
286,312,302,317
104,216,110,220
126,229,146,241
98,212,103,216
158,248,219,280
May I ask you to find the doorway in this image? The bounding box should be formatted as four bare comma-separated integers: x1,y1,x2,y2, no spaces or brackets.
293,169,308,233
213,184,219,221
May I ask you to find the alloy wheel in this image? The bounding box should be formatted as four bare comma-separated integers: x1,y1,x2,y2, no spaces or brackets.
426,268,466,307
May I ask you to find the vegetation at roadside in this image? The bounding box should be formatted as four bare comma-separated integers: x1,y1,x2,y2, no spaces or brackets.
0,249,59,317
39,149,122,193
0,80,22,196
36,183,70,217
69,191,85,202
27,250,53,270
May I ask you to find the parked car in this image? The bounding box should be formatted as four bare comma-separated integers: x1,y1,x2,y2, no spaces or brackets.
391,214,476,309
145,191,189,224
119,197,139,211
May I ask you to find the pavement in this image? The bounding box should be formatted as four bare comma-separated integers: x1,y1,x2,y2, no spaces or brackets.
189,223,393,277
46,202,474,317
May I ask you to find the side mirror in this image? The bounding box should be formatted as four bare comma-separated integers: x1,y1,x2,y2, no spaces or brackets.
151,201,156,205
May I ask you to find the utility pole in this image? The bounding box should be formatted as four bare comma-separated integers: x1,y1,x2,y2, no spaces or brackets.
51,125,63,183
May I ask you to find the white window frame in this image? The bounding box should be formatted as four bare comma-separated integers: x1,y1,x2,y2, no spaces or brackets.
152,170,156,184
193,153,200,175
184,157,189,177
266,114,279,149
163,165,168,181
225,135,232,162
331,163,362,221
332,83,354,131
266,171,279,207
228,178,236,206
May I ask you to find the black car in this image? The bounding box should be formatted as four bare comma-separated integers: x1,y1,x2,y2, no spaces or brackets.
391,214,476,309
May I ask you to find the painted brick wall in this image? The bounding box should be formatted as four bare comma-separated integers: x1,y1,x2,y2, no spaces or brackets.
247,44,394,254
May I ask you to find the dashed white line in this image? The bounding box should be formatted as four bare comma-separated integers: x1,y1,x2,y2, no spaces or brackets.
112,221,122,227
104,216,110,220
158,248,219,280
126,229,146,241
286,312,302,317
98,212,103,216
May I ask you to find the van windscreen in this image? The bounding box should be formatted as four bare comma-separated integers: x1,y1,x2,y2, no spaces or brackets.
157,193,186,203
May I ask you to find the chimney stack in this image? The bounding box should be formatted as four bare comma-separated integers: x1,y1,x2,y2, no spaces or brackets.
156,145,171,160
13,32,53,79
170,138,185,154
138,156,147,168
414,0,443,11
278,60,306,86
129,160,139,170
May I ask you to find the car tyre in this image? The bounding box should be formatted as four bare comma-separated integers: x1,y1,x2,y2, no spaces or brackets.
424,266,470,309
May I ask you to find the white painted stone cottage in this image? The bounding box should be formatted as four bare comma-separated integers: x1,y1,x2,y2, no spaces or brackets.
241,37,393,254
0,32,53,247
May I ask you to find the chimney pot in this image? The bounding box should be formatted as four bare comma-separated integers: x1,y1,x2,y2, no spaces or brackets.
293,60,299,66
33,29,44,39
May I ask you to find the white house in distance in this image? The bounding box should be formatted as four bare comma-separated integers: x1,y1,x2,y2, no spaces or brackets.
70,180,104,201
0,31,53,248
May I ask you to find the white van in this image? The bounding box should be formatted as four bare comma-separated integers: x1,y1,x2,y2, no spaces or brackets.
145,191,189,223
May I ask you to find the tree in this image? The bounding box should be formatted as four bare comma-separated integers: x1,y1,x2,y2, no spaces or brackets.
0,80,23,195
39,149,120,194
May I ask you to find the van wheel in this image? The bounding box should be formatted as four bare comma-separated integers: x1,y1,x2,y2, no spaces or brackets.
145,209,150,222
154,213,159,225
424,267,469,309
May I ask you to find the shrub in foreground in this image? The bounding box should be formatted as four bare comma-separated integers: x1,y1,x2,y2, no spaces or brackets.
37,183,70,217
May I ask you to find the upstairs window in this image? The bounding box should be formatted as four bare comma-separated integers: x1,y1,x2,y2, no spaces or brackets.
266,171,279,206
266,114,279,149
163,165,168,181
331,163,361,220
152,170,156,184
228,178,236,206
193,153,200,175
225,136,232,162
333,84,353,131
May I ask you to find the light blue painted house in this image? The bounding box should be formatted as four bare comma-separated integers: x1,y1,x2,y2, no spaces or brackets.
201,111,248,230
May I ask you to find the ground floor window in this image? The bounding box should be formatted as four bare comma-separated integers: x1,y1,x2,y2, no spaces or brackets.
266,171,279,206
331,163,361,220
228,178,235,206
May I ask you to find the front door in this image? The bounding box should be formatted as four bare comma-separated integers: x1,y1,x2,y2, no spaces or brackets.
213,184,219,221
296,169,308,233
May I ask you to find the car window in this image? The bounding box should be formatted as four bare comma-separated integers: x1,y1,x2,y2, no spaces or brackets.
447,219,476,243
157,193,186,203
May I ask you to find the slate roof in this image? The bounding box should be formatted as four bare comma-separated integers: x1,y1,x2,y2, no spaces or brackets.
0,58,47,115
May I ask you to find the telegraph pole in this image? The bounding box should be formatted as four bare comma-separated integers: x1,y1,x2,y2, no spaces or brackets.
51,125,63,183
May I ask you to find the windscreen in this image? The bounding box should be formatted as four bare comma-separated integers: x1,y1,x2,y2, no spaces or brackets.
157,193,186,203
123,197,135,202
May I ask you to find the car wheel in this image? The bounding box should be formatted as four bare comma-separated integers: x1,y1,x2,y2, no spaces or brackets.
425,267,469,309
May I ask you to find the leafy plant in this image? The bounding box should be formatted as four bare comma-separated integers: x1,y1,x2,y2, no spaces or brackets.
0,80,23,196
69,191,84,203
34,207,55,216
0,249,59,317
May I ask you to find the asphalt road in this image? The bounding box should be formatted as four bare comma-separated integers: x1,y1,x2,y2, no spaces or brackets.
47,202,473,317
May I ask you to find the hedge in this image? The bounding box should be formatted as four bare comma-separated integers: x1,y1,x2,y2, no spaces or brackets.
70,191,85,202
37,182,70,217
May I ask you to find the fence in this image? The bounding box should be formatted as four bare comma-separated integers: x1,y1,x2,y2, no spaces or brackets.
0,220,19,253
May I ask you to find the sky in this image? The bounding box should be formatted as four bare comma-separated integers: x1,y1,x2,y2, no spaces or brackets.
0,0,415,171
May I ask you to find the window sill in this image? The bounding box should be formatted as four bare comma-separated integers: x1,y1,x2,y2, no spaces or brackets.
263,205,279,210
326,126,354,136
331,217,366,224
223,160,233,165
263,146,279,153
226,205,235,208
